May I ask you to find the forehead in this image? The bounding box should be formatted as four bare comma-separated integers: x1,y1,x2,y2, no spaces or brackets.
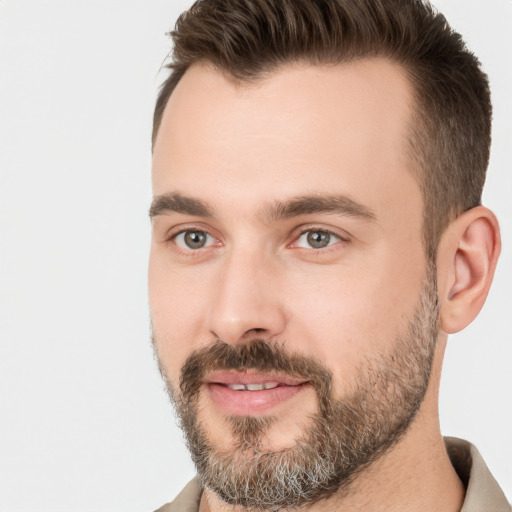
152,59,420,224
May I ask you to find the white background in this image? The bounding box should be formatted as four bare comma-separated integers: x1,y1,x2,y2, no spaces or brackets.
0,1,510,510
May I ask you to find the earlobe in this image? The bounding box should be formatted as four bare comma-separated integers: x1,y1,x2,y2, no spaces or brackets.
438,206,501,334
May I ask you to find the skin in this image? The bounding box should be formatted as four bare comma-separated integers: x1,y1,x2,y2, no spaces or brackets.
149,59,500,511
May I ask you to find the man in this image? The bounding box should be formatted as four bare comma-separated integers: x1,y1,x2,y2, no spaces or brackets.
148,0,509,510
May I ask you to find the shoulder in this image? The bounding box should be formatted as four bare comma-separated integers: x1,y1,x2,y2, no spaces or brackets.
153,478,202,512
444,437,511,512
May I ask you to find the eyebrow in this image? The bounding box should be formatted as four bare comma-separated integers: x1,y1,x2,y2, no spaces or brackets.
149,192,376,223
261,194,377,223
149,192,214,218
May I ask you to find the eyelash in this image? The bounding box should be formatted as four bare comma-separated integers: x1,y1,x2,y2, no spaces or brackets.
290,227,348,252
166,226,350,256
166,227,220,258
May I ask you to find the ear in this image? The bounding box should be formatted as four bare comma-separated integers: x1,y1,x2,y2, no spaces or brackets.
437,206,501,334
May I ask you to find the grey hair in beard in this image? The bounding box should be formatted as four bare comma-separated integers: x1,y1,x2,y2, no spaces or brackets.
155,262,439,511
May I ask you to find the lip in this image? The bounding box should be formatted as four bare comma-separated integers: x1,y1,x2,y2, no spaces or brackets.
206,370,307,387
204,371,309,416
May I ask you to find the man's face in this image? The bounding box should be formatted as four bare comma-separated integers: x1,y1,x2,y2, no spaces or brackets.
150,60,436,507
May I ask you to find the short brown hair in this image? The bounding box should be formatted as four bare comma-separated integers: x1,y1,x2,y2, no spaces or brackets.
153,0,492,259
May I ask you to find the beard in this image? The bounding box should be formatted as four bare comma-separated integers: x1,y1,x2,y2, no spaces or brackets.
154,263,439,511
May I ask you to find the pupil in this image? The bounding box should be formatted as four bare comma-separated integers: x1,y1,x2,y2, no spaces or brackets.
185,231,206,249
307,231,330,248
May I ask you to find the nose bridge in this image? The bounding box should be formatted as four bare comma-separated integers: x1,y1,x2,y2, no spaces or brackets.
207,241,286,344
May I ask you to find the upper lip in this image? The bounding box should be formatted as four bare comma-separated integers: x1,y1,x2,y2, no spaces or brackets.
204,370,307,386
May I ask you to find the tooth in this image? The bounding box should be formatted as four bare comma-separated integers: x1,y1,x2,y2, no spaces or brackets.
227,382,280,391
246,384,265,391
228,384,246,391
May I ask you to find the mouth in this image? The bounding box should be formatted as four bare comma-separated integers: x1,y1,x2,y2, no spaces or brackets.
226,382,280,391
204,371,309,416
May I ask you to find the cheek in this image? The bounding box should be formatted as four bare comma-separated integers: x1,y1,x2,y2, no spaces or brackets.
283,250,424,393
148,248,210,379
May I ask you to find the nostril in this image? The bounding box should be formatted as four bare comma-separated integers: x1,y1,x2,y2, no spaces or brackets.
244,327,267,337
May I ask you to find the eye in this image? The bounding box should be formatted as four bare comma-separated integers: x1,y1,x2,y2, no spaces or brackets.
174,230,216,250
295,230,341,249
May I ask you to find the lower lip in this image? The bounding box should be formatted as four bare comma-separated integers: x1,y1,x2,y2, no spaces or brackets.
207,383,308,416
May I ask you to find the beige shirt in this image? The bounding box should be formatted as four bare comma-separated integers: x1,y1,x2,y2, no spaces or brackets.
155,438,510,512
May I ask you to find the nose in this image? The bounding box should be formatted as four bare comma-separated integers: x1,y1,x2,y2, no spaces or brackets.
206,248,287,345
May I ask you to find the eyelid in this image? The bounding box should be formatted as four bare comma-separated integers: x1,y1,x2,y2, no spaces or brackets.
173,230,217,250
288,225,351,250
164,224,223,254
164,222,219,241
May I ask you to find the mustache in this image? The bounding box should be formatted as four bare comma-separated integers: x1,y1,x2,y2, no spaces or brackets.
179,339,333,409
